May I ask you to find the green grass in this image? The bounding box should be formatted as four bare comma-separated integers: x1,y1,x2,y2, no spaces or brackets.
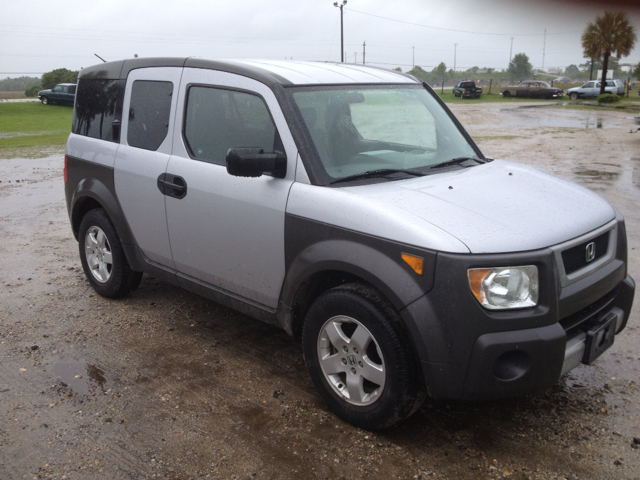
0,102,72,157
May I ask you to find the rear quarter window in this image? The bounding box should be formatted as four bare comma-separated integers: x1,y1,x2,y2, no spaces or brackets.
73,79,121,142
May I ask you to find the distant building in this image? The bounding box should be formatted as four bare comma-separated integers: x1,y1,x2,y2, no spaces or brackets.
596,70,614,80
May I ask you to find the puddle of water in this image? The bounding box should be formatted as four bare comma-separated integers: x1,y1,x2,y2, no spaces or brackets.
633,157,640,188
51,359,108,396
485,110,613,130
573,169,620,181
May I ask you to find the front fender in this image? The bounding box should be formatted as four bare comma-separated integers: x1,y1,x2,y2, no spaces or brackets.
281,214,437,318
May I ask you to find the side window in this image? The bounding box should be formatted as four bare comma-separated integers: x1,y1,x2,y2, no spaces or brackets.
183,86,278,165
68,85,76,94
127,80,173,151
52,85,61,92
72,79,121,142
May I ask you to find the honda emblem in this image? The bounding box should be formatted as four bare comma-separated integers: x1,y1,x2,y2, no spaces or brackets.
585,242,596,262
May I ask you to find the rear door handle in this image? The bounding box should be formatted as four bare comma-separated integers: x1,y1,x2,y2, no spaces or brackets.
157,173,187,199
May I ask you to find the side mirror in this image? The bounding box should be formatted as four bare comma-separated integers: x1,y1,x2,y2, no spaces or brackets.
226,147,286,179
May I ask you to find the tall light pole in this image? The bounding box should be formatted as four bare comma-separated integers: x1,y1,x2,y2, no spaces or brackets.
454,43,458,73
509,37,514,66
334,0,347,63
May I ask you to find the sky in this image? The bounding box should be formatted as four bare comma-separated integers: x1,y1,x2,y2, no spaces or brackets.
1,0,639,80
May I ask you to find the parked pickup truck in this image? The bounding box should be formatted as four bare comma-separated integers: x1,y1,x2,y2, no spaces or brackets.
37,83,76,105
452,81,482,99
501,81,564,99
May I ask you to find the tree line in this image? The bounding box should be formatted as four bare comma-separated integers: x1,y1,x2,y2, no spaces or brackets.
0,68,78,97
396,11,638,88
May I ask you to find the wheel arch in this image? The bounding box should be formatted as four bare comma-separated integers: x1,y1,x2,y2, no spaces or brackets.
279,237,435,344
69,178,142,270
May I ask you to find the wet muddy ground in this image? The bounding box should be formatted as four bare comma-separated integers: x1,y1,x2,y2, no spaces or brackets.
1,102,639,480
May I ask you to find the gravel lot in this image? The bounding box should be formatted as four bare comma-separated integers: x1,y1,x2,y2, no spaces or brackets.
1,102,639,480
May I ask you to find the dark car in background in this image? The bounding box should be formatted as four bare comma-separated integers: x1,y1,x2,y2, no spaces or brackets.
501,81,564,99
452,81,482,99
37,83,76,105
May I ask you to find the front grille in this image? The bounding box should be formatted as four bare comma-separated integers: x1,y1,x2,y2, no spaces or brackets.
561,231,610,275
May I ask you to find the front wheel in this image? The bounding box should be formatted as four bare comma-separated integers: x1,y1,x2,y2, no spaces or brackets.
78,209,142,298
502,91,511,98
569,92,579,100
41,96,49,105
302,284,425,430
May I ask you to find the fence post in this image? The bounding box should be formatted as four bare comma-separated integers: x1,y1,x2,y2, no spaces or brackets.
627,77,631,98
488,79,492,95
441,80,444,95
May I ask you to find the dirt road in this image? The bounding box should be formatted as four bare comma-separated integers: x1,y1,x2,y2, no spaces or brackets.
1,103,639,479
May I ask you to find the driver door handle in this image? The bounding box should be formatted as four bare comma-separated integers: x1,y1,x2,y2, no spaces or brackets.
157,173,187,199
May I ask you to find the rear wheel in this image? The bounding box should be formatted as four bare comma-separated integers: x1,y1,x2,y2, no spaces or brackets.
78,209,142,298
302,284,425,430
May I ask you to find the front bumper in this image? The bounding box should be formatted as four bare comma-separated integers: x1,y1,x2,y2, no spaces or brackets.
460,275,633,400
399,216,635,401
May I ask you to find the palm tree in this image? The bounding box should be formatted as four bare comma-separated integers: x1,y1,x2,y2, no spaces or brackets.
581,11,636,95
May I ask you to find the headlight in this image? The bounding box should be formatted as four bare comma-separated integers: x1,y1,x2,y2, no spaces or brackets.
468,266,538,310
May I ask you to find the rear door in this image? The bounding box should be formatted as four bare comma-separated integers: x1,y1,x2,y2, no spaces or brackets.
113,67,184,268
164,68,298,309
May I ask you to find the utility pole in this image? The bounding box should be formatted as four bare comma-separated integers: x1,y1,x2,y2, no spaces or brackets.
362,42,366,65
542,28,546,72
509,37,514,65
334,0,347,63
412,46,415,68
454,43,457,73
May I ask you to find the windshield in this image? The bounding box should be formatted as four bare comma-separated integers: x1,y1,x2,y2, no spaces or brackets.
291,85,478,182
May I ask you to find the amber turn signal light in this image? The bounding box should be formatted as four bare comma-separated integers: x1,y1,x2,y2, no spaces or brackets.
401,253,424,275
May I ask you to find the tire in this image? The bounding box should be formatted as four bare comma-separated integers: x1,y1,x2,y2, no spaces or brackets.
41,96,49,105
302,284,425,430
570,92,579,100
502,91,511,98
78,209,143,298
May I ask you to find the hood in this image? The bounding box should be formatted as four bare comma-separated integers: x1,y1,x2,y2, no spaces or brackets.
342,160,616,254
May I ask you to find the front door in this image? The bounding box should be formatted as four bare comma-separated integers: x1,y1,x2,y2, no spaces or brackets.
164,68,297,309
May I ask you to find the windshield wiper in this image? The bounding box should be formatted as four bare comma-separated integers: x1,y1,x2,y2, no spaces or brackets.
329,168,427,185
429,156,484,170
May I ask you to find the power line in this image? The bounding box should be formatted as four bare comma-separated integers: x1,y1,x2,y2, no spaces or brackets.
345,8,581,37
